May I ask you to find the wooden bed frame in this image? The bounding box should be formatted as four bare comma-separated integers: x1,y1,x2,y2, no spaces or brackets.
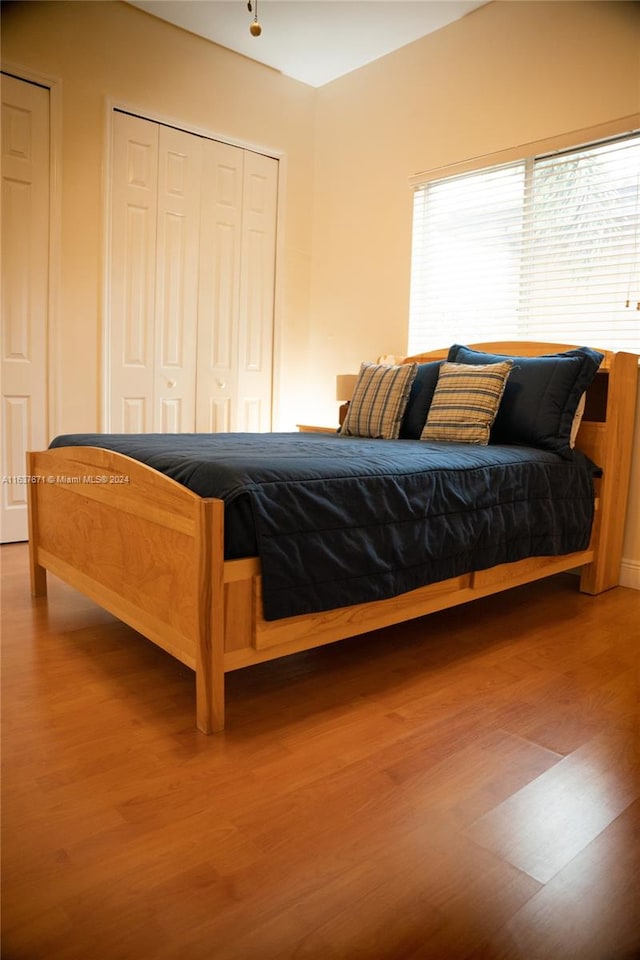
27,343,638,733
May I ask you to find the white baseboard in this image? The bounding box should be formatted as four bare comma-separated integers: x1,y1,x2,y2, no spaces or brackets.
619,558,640,590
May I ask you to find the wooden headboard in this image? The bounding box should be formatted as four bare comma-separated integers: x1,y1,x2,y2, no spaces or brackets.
402,342,639,595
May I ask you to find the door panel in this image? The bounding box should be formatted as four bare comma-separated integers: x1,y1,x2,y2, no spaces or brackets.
1,74,49,542
196,139,243,432
154,126,202,431
109,112,158,432
237,151,278,431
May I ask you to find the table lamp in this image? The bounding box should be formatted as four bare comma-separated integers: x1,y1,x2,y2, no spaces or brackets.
336,374,358,426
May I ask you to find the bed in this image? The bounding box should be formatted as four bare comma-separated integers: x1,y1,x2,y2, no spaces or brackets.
27,342,638,732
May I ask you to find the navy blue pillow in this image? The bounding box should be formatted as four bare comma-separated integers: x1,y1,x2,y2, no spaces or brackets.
447,345,604,457
399,361,442,439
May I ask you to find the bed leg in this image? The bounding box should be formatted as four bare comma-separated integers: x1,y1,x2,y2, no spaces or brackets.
195,498,226,733
26,452,47,597
196,668,225,734
29,555,48,597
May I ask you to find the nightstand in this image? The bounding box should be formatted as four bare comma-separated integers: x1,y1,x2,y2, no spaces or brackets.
296,424,338,434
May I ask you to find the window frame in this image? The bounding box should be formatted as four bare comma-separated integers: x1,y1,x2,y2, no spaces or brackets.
407,117,640,355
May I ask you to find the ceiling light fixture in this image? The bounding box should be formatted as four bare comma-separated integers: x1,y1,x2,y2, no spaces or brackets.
247,0,262,37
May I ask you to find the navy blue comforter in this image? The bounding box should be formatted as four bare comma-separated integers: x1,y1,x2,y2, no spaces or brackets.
50,432,596,620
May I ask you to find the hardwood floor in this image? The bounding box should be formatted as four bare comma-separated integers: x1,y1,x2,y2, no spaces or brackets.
2,542,639,960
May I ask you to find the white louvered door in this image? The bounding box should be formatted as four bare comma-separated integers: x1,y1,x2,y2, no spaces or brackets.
108,113,158,432
235,150,278,432
196,139,243,432
195,142,277,432
108,111,277,435
154,125,202,432
1,74,50,542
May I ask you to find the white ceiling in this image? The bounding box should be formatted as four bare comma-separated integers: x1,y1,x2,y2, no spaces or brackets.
127,1,488,88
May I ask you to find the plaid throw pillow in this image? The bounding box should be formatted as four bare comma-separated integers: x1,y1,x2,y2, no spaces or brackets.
421,360,513,444
340,362,418,439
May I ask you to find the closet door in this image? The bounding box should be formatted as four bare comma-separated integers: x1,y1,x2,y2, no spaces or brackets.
1,74,50,542
153,125,202,431
196,140,243,432
108,112,158,432
196,146,277,432
236,151,278,431
109,111,277,435
109,113,203,432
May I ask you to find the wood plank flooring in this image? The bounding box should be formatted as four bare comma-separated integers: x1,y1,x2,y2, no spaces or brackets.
2,542,639,960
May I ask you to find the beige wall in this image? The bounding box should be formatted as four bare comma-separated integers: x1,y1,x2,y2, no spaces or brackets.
3,0,639,578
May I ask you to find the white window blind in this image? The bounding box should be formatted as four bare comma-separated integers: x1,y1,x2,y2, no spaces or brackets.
408,133,640,354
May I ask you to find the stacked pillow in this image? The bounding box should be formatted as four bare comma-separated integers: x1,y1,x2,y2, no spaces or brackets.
399,361,442,439
341,346,603,457
445,344,603,457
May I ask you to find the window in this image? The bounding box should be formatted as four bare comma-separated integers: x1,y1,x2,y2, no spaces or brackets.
408,133,640,353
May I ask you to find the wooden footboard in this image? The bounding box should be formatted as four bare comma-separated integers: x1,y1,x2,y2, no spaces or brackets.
27,446,226,733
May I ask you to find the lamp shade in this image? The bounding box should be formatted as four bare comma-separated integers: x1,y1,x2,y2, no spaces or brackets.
335,374,358,402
